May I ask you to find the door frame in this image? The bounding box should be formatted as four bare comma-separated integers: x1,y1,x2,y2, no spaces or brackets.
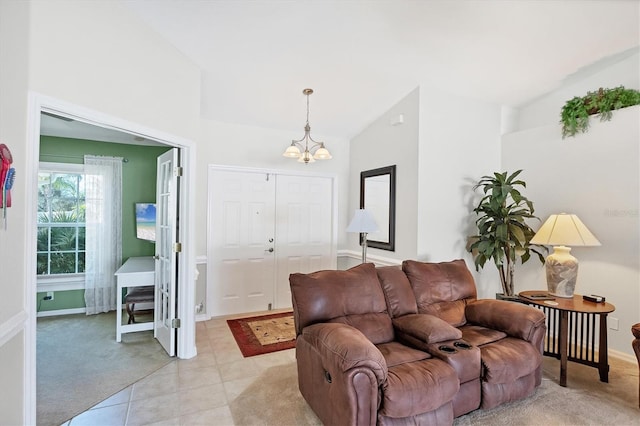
205,164,338,319
24,93,198,420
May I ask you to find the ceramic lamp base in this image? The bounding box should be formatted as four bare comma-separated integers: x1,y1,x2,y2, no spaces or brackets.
545,246,579,298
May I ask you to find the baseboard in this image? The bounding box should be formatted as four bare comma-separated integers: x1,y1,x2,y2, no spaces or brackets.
195,313,210,322
609,348,637,364
543,334,637,365
37,307,86,318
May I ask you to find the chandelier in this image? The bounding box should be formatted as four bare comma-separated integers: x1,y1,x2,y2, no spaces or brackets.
282,88,332,164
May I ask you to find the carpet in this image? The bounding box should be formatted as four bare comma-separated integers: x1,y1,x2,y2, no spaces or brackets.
228,356,640,425
37,312,172,426
227,311,296,357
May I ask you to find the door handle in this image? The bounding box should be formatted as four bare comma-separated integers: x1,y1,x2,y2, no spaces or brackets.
265,248,274,253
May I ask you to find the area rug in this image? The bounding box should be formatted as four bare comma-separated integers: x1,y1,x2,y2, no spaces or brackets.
227,311,296,357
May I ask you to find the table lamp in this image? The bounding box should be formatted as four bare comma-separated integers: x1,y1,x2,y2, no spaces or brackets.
530,213,601,298
346,209,379,263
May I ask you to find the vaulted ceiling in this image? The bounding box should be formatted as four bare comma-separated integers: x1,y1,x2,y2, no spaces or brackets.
122,0,638,139
43,1,640,143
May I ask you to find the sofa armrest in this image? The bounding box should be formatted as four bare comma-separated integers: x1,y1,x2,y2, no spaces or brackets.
301,322,388,383
393,314,462,344
465,299,546,342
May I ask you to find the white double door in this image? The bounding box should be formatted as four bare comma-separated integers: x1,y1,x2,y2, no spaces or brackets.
208,168,335,316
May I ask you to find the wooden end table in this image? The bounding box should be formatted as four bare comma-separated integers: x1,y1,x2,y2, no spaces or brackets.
519,290,615,387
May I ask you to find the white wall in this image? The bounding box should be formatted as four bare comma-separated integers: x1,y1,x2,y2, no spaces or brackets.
516,49,639,131
28,1,202,141
197,119,350,258
0,0,30,423
348,88,420,262
418,86,502,297
0,2,203,423
503,106,640,357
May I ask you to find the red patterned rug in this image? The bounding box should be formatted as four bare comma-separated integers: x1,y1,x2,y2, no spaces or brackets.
227,311,296,357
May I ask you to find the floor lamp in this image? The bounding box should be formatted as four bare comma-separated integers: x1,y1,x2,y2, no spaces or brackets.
346,209,379,263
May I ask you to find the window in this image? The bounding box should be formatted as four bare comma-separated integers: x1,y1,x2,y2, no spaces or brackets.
37,163,86,275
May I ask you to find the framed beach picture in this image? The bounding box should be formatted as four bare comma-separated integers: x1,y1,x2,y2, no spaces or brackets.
135,203,156,242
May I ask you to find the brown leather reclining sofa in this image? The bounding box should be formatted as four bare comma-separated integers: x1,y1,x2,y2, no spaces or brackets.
290,259,546,425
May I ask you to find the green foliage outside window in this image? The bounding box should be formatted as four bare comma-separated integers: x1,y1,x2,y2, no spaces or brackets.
37,170,86,275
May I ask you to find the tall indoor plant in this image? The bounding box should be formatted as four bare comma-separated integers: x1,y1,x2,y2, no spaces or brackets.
469,170,546,298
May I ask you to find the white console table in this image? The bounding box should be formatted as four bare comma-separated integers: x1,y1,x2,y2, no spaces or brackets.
114,256,155,342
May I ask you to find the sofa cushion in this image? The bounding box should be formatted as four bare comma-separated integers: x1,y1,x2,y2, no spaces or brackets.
479,337,543,384
377,266,418,317
376,341,431,368
402,259,477,327
290,263,394,344
459,325,508,347
392,314,462,344
380,358,459,418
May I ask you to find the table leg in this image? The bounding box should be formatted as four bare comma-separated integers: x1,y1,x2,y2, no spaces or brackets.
559,310,569,387
598,314,609,382
116,282,123,342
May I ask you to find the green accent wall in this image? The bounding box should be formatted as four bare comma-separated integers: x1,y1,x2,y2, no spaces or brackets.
37,136,170,313
37,290,85,313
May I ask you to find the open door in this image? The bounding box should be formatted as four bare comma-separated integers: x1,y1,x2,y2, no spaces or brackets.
154,148,179,356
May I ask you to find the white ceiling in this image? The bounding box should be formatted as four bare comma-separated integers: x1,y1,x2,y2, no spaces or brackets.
40,113,166,146
42,1,640,143
123,0,639,139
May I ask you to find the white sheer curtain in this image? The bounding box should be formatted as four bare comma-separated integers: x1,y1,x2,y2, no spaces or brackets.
84,155,122,314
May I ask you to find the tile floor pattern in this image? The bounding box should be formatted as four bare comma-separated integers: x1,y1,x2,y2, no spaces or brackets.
61,315,298,426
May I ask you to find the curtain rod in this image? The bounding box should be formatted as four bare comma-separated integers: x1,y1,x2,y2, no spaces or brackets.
40,153,129,163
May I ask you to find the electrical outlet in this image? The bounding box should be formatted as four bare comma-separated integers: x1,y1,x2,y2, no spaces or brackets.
45,291,54,301
608,317,619,331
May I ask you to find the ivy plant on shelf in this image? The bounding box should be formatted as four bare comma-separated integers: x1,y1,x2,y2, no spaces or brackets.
560,86,640,138
468,170,546,299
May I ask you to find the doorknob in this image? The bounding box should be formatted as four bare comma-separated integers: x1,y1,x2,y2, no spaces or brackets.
265,248,274,253
268,238,274,243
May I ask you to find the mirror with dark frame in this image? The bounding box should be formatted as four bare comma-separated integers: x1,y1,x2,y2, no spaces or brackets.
360,165,396,251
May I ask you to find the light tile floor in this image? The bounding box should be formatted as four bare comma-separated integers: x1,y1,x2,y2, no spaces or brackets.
61,314,297,426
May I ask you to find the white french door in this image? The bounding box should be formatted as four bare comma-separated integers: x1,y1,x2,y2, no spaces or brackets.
154,148,179,356
207,167,335,317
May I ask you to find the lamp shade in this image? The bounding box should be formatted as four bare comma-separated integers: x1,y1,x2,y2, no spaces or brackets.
283,144,301,158
313,146,332,160
346,209,379,233
530,213,601,247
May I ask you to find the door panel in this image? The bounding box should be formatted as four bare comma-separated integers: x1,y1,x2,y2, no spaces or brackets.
209,170,276,316
155,148,179,356
208,169,334,316
274,174,333,309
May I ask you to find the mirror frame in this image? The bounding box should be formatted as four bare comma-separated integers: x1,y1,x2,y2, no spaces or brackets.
360,165,396,251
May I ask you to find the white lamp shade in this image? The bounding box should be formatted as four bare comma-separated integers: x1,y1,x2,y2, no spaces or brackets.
283,145,301,158
346,209,379,233
313,147,332,160
530,213,601,247
297,151,315,163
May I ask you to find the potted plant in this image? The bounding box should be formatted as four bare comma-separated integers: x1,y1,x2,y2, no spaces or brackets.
469,170,546,299
560,86,640,138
